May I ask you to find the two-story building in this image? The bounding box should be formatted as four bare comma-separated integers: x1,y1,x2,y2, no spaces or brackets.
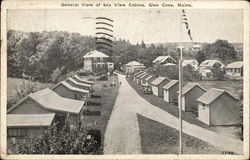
83,50,110,73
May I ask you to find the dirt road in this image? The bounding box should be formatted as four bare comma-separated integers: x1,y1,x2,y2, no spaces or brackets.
104,73,243,154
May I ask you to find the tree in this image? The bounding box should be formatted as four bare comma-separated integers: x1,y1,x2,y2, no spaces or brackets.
195,39,237,65
211,64,224,80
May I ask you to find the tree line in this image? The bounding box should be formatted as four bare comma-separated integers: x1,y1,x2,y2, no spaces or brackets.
7,30,239,82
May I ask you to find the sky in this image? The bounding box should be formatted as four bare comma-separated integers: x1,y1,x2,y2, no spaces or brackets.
7,9,243,44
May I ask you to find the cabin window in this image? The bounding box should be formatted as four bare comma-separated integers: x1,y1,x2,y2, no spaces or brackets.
8,128,27,137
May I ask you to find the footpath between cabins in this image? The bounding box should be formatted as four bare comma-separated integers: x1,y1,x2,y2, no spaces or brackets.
81,75,119,151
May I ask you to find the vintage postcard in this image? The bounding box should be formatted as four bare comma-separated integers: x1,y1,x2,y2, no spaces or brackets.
1,0,249,159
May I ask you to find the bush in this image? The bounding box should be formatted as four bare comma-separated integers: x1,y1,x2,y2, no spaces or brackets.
8,122,102,154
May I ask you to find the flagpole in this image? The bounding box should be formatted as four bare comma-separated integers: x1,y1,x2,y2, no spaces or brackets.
179,9,183,154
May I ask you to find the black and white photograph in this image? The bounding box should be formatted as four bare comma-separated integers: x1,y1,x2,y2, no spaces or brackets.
1,0,249,159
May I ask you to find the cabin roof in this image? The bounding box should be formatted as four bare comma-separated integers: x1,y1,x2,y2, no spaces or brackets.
163,80,179,90
197,88,238,104
7,113,55,127
83,50,109,58
226,61,243,69
151,76,169,86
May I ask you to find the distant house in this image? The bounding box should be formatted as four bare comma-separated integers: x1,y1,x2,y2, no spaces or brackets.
192,44,202,52
7,88,85,129
72,75,94,86
151,76,170,97
66,77,92,91
52,81,89,100
226,61,243,77
199,60,225,79
140,74,150,85
182,59,199,70
179,83,207,112
197,88,240,125
145,75,157,88
7,113,55,142
153,56,176,66
83,50,110,72
123,61,146,74
163,80,179,103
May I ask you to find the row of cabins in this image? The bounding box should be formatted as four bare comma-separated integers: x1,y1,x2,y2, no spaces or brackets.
130,71,241,126
7,75,94,141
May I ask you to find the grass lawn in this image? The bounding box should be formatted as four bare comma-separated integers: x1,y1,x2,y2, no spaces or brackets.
127,78,242,139
82,75,119,151
137,114,222,154
7,77,54,99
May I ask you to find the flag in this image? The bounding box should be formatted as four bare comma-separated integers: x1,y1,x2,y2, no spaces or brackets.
182,9,193,41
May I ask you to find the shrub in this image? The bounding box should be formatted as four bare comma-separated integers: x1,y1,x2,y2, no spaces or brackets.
8,122,102,154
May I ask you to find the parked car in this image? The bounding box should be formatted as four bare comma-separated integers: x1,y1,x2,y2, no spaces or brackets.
142,87,152,94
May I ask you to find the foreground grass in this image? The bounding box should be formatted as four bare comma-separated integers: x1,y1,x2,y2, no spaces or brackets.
83,75,119,151
137,114,222,154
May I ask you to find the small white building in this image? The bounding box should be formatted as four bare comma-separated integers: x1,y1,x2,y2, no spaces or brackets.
83,50,110,72
226,61,243,77
197,88,240,125
199,60,225,79
179,83,207,112
151,76,170,97
182,59,199,70
192,44,202,52
123,61,146,74
153,56,176,66
163,80,179,103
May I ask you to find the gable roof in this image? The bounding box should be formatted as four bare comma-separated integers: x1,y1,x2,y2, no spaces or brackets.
135,72,146,78
125,61,145,66
145,75,156,81
140,74,150,79
137,73,147,79
153,56,176,63
199,60,225,68
7,113,55,127
8,88,85,114
67,77,91,89
226,61,243,69
197,88,239,105
181,83,206,95
73,75,94,85
151,76,169,86
83,50,109,58
163,80,178,90
52,81,89,93
163,63,176,66
133,71,144,76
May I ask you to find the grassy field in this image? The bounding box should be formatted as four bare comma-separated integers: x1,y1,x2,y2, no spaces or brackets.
138,114,222,154
7,77,54,99
127,78,242,139
192,80,243,99
82,75,119,151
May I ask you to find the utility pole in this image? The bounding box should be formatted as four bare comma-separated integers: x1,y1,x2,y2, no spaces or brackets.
179,10,183,154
